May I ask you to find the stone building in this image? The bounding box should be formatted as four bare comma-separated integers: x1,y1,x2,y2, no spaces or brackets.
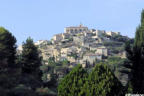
96,47,108,56
93,30,105,37
64,24,88,34
83,53,102,64
106,31,120,36
84,32,93,37
73,36,84,45
34,40,47,46
62,33,71,39
52,33,63,43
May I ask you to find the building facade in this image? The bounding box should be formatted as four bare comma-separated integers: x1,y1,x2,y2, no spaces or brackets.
64,24,88,34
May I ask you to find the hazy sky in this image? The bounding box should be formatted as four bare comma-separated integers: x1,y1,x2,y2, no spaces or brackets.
0,0,144,44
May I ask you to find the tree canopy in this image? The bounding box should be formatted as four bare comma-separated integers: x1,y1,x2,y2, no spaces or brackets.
58,63,123,96
125,10,144,93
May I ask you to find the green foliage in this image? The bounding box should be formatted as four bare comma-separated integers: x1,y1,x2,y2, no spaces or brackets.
126,82,133,94
68,52,78,60
125,10,144,93
20,37,43,92
111,35,130,42
0,27,17,70
21,37,42,79
0,28,57,95
58,64,88,96
85,63,124,96
103,41,123,47
58,63,123,96
0,27,20,96
106,57,125,72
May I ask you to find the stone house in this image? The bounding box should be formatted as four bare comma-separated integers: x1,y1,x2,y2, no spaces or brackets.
93,30,105,37
62,33,71,39
84,32,93,37
83,53,102,64
96,47,108,56
117,51,126,58
67,56,76,63
64,24,88,34
106,31,120,36
34,40,48,46
73,36,84,45
60,47,77,57
52,49,60,60
52,34,63,43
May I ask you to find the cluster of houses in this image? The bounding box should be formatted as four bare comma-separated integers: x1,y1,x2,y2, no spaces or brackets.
37,24,123,68
17,24,128,80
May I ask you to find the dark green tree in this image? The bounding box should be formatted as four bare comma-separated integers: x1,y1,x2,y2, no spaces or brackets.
125,10,144,93
20,37,42,90
0,27,20,95
0,27,17,70
21,37,42,79
85,63,123,96
58,64,88,96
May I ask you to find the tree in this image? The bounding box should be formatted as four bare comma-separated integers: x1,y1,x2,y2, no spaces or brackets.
20,37,42,90
0,27,17,70
0,27,20,95
58,64,88,96
58,63,124,96
21,37,42,79
125,10,144,93
85,63,124,96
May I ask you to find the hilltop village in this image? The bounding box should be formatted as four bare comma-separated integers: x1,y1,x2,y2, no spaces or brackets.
17,24,131,83
34,24,128,66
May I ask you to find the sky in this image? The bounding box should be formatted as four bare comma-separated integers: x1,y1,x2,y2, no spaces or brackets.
0,0,144,45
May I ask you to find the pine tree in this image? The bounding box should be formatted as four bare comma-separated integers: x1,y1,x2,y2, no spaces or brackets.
58,64,88,96
0,27,17,70
125,10,144,93
21,37,41,74
0,27,19,95
21,37,42,82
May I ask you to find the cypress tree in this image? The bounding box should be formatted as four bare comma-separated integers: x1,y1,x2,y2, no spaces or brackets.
85,63,123,96
58,64,88,96
125,10,144,93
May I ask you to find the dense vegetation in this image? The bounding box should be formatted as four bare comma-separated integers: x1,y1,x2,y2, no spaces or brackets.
58,63,124,96
0,28,57,96
124,10,144,93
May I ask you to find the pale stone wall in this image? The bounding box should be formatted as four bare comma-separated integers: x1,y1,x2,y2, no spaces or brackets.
64,24,88,34
52,34,63,42
84,32,93,37
73,36,84,45
67,57,76,63
62,33,71,39
83,53,102,64
106,31,120,36
96,47,108,56
35,40,46,45
93,30,105,37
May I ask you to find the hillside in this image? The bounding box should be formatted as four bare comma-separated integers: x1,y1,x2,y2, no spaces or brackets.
17,24,132,85
36,24,131,66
